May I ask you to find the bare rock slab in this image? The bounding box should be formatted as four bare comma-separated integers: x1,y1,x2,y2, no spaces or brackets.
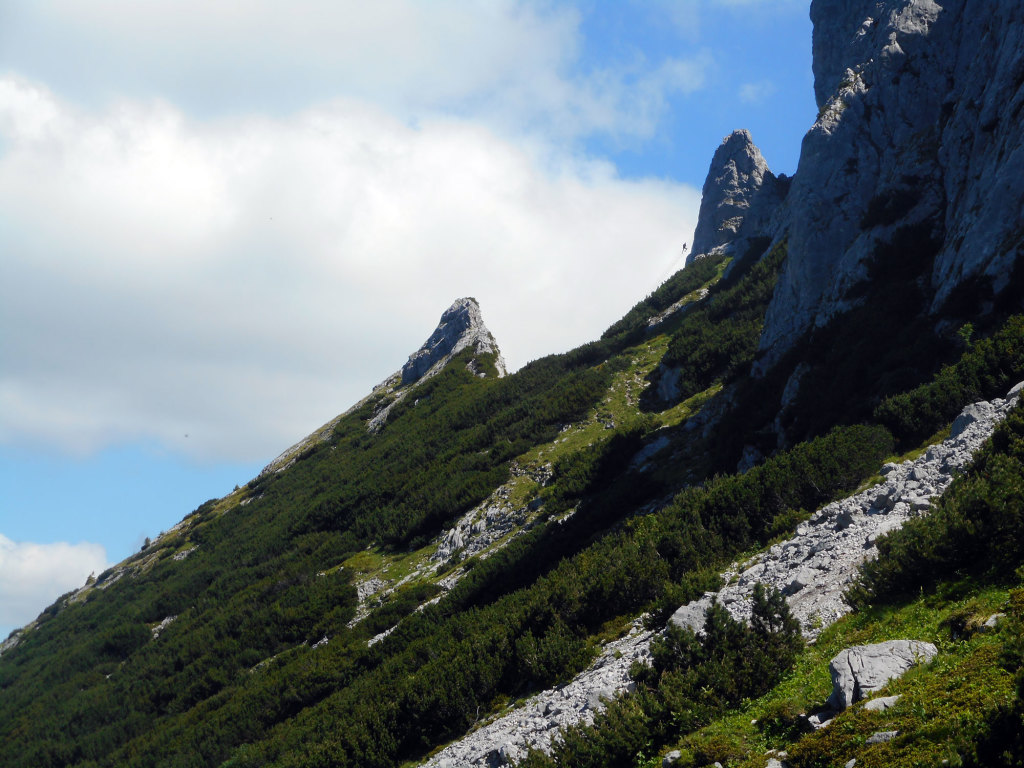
827,640,937,710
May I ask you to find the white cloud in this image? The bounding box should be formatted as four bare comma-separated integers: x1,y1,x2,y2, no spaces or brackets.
1,0,709,143
738,79,778,104
0,534,108,638
0,77,700,463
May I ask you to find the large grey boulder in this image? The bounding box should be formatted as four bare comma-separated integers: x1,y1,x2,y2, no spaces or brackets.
826,640,937,710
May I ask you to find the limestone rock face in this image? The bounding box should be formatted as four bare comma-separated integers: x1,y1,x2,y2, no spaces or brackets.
826,640,937,710
756,0,1024,368
401,297,505,386
688,130,784,264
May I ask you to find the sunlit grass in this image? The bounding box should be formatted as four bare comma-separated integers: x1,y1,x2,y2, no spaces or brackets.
659,582,1017,768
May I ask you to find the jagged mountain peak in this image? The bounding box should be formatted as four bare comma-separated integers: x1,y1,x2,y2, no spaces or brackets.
688,128,783,265
261,297,504,473
401,296,505,386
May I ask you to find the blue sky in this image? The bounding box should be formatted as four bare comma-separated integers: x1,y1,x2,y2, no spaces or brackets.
0,0,814,638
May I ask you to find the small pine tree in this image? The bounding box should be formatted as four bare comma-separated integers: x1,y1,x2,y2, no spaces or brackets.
750,583,803,682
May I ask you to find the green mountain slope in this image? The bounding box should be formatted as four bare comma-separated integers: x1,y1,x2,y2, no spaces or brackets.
5,226,1024,767
0,246,780,767
4,2,1024,765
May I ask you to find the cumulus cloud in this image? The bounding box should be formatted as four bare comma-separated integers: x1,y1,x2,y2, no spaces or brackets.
0,0,708,142
0,77,700,463
0,534,108,638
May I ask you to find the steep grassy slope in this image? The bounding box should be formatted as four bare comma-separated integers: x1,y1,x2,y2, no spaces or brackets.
0,250,771,768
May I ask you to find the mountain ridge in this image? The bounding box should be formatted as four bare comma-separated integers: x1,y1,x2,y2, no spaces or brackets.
3,2,1024,767
260,296,504,474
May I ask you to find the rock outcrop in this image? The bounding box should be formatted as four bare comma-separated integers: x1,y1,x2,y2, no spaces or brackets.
826,640,937,711
752,0,1024,368
671,384,1020,638
365,297,505,432
421,620,653,768
687,130,785,265
261,297,504,472
401,297,504,385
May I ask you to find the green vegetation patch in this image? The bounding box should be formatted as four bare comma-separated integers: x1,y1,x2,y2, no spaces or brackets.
650,585,1015,768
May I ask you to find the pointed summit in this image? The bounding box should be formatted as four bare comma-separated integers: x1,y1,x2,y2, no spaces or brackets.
260,298,503,473
688,129,780,262
366,297,503,431
401,297,505,386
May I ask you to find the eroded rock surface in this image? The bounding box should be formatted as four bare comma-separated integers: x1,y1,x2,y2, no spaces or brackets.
431,463,551,565
672,387,1019,638
826,640,937,710
421,621,653,767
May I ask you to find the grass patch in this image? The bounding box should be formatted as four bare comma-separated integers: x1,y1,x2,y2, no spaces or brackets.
662,582,1017,768
343,549,386,574
515,334,691,473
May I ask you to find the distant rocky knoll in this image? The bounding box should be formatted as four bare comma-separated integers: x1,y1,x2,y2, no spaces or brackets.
401,297,504,385
261,297,504,473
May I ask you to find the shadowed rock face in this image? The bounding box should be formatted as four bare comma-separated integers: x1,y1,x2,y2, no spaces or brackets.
401,297,504,385
753,0,1024,368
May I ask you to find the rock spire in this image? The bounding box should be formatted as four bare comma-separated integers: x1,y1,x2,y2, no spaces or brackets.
687,129,783,264
401,297,505,385
260,297,504,473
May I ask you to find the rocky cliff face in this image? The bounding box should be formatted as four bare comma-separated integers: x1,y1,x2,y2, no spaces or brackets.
687,129,785,264
741,0,1024,367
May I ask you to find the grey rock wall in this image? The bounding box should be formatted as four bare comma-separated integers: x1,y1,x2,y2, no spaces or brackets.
754,0,1024,368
